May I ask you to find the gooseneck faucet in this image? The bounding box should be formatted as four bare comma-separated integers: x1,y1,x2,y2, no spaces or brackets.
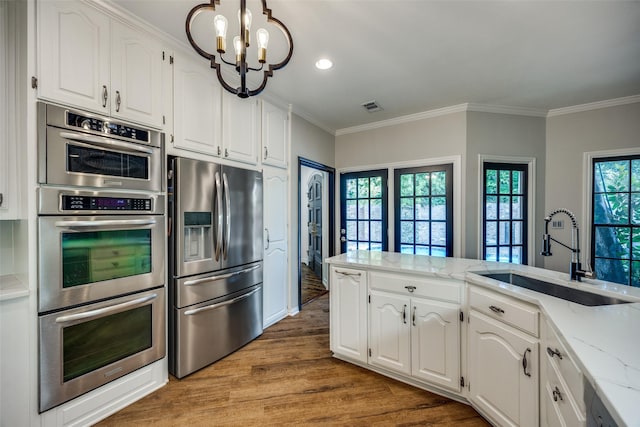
541,208,594,281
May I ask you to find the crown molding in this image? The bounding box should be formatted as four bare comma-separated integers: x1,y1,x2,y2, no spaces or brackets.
290,106,336,136
466,103,547,117
547,94,640,117
336,104,468,136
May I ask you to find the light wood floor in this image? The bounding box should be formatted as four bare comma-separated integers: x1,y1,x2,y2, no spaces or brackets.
96,294,490,426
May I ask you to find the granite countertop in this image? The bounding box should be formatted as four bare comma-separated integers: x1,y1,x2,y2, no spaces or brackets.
326,251,640,427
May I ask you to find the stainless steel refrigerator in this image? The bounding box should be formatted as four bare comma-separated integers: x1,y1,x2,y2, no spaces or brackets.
168,156,263,378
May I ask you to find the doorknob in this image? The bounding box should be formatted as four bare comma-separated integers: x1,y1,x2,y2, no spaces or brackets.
340,237,346,242
340,228,346,235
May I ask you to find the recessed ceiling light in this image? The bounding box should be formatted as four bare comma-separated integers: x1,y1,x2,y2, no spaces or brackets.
315,58,333,70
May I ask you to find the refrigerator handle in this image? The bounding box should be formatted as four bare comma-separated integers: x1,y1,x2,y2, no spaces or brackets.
214,171,223,261
222,172,231,260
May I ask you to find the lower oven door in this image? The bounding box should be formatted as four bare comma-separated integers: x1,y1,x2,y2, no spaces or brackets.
39,288,165,412
170,285,262,379
38,215,165,312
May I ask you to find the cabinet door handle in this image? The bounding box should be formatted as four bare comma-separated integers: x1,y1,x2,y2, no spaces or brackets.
265,228,270,250
522,348,532,377
335,270,361,277
115,90,121,112
489,305,505,314
404,285,416,293
546,346,563,360
412,306,416,326
225,148,229,157
552,386,563,402
402,304,407,324
102,85,108,108
264,146,268,160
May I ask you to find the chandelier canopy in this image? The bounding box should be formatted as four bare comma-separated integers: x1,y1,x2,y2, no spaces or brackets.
186,0,294,98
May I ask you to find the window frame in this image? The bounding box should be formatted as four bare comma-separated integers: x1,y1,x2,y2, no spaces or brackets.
590,154,640,287
393,163,454,257
481,162,529,264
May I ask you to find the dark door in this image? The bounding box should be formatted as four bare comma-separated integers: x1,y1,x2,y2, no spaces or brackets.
308,174,323,277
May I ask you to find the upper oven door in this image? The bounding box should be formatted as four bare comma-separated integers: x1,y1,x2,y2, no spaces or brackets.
38,215,165,313
43,127,162,192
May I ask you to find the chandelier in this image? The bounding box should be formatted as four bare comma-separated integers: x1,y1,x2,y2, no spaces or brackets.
186,0,294,98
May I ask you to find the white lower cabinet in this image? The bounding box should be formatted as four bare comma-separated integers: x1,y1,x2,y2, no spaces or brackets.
330,266,368,363
468,310,539,427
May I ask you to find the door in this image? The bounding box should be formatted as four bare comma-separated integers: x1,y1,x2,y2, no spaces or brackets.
369,290,411,375
308,174,323,277
340,169,388,252
411,298,460,392
38,0,110,113
263,168,288,327
221,165,263,269
469,311,539,427
222,92,259,165
261,100,288,169
172,157,222,278
330,267,368,363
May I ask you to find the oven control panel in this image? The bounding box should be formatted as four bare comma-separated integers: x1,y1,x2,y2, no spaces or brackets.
62,195,153,211
66,111,149,142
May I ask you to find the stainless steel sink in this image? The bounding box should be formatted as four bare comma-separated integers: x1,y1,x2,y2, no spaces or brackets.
477,272,632,306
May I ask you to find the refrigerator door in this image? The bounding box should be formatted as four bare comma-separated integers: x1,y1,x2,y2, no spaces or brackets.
221,165,263,269
173,157,222,278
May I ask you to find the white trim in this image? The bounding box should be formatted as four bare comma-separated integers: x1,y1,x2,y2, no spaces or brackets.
582,147,640,272
548,95,640,117
336,155,463,258
467,103,547,117
336,105,468,136
477,155,536,266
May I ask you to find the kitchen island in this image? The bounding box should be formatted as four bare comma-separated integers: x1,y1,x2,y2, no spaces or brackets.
326,251,640,427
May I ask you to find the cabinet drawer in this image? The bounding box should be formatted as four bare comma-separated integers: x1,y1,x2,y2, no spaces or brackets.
544,357,586,426
469,286,538,336
369,271,461,303
545,320,585,414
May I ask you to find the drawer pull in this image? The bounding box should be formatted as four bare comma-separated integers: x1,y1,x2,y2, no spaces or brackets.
405,285,416,293
335,270,361,277
546,346,563,360
489,305,505,314
552,386,563,402
402,304,407,324
522,348,532,377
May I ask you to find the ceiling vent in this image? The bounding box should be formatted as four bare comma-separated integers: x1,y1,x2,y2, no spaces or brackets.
361,100,383,113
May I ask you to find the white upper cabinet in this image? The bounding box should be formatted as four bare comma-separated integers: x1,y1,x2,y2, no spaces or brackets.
110,20,163,128
38,1,110,113
172,51,222,157
261,100,288,169
222,92,259,165
37,1,164,128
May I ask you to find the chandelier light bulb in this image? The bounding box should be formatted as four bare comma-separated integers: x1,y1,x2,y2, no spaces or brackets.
233,35,243,64
238,7,252,46
256,28,269,63
213,15,228,53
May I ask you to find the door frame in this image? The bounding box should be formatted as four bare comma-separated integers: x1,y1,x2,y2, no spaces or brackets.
298,157,335,310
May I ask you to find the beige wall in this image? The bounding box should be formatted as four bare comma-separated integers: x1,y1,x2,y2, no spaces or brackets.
466,112,546,265
289,113,335,310
335,112,467,169
544,102,640,273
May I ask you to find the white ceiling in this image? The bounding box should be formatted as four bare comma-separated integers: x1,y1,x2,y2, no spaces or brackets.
112,0,640,133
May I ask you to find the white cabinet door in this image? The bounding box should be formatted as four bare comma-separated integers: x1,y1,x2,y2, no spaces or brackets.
369,290,411,375
263,168,288,328
469,311,539,427
38,0,110,113
172,52,222,156
261,100,288,169
222,93,259,165
110,20,163,128
411,298,460,392
330,266,368,363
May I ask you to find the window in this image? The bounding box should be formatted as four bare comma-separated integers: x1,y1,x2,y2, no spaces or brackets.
591,156,640,287
340,170,388,252
483,163,528,264
394,164,453,256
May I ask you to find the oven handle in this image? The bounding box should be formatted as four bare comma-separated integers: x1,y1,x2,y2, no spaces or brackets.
55,293,157,324
59,131,154,155
183,287,260,316
54,218,157,228
183,264,260,286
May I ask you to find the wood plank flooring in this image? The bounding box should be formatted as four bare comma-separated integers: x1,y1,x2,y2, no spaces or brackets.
301,262,328,305
96,294,490,426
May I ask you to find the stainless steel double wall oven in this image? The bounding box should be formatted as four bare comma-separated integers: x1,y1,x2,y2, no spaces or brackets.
37,102,166,412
